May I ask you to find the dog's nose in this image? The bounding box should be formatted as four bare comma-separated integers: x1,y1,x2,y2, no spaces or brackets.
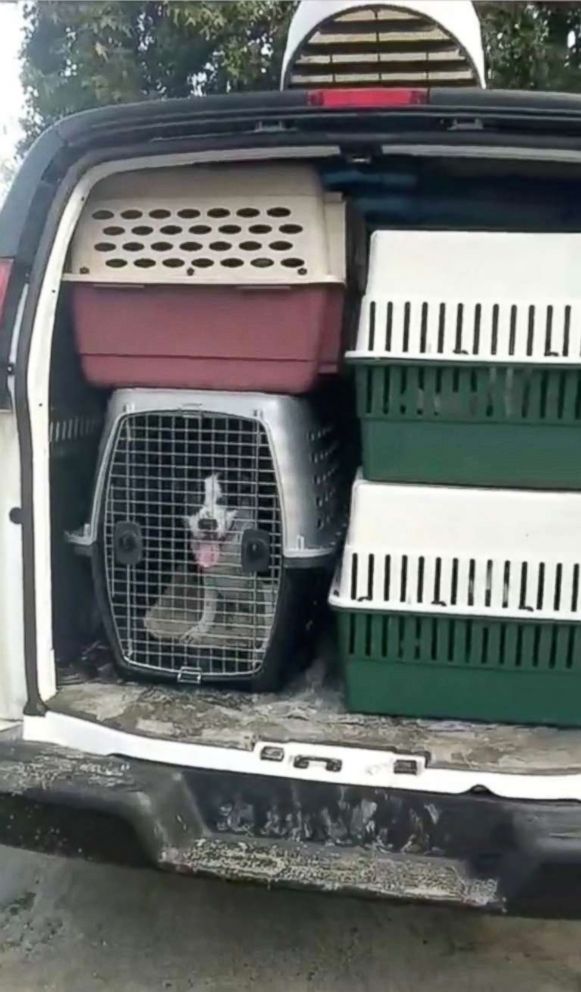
199,517,218,532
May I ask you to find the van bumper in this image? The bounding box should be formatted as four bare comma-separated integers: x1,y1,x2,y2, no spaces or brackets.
0,739,580,917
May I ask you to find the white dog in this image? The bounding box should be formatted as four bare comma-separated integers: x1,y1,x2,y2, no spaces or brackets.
181,473,274,646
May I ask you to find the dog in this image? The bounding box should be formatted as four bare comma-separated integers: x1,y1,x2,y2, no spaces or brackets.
181,472,274,646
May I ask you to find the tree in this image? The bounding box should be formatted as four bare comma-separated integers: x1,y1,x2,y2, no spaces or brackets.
19,0,581,151
20,1,296,147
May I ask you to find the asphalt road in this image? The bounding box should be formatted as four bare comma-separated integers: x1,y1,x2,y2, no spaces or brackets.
0,847,579,991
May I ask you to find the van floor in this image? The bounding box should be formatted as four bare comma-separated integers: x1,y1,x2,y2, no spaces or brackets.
48,655,581,775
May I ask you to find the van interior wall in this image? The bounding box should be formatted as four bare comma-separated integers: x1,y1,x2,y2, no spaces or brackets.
47,151,581,691
48,288,107,673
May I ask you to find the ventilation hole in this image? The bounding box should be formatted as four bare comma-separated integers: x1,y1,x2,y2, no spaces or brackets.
132,225,153,236
191,258,214,268
381,617,389,656
267,206,291,217
102,225,124,236
180,242,202,252
419,302,428,353
384,555,391,600
402,302,411,353
121,209,143,220
367,554,375,600
468,558,476,606
437,303,446,353
94,242,115,252
162,258,185,268
564,304,571,357
400,556,408,603
572,564,580,612
279,223,302,234
281,257,305,269
519,562,528,610
350,553,359,600
537,562,545,610
207,207,230,218
502,561,511,608
105,258,127,268
527,305,535,356
219,225,241,235
348,615,356,654
248,224,271,235
251,258,274,268
160,225,182,235
532,626,541,668
448,619,455,662
514,625,522,668
269,240,293,251
485,560,493,607
209,241,232,252
240,241,262,252
549,625,558,669
554,563,563,611
434,557,442,604
417,556,424,604
151,242,173,252
149,208,171,219
368,301,376,350
122,242,144,252
237,207,260,218
507,304,517,357
491,304,499,355
454,303,464,353
177,208,200,219
221,258,244,268
189,225,211,235
385,301,393,351
134,258,156,268
473,303,481,353
566,625,576,670
498,624,505,666
92,209,114,220
451,558,459,605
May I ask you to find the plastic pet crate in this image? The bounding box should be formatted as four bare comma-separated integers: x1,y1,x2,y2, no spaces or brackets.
330,478,581,725
349,230,581,488
65,164,347,393
71,389,346,689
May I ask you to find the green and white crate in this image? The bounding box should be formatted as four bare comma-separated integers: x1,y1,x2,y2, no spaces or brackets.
330,477,581,725
349,230,581,488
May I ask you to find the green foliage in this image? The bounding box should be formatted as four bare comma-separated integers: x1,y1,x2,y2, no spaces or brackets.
18,1,581,150
20,1,296,146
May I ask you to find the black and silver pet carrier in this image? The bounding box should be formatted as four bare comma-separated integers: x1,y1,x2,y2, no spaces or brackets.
75,389,346,689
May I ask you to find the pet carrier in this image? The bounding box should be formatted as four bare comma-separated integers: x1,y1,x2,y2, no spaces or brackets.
71,389,346,689
330,477,581,726
349,230,581,488
65,164,349,394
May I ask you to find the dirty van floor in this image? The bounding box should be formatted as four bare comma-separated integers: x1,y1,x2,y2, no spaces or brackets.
52,659,581,774
0,846,580,991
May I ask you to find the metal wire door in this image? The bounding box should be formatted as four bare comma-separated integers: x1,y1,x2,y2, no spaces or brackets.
102,410,283,679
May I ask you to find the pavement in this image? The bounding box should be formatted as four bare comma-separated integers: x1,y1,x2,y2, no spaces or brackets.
0,848,580,990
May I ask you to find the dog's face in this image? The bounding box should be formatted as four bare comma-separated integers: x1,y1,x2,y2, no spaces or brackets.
185,473,238,570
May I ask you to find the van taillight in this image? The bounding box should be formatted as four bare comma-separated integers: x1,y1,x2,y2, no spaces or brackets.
306,88,429,109
0,260,13,322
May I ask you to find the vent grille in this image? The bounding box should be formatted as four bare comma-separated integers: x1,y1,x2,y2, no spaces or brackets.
66,166,345,285
359,365,581,423
354,297,581,365
344,613,581,671
102,411,283,679
285,4,481,89
345,551,581,622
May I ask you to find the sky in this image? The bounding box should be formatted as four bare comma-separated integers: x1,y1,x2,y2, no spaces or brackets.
0,0,23,168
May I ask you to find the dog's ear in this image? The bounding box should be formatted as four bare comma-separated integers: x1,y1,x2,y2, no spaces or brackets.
204,473,222,506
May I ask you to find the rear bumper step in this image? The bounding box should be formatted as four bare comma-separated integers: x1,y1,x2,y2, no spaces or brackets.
3,738,581,916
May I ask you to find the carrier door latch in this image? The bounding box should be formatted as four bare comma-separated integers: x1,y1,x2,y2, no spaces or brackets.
293,754,343,773
241,528,270,574
114,521,143,566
